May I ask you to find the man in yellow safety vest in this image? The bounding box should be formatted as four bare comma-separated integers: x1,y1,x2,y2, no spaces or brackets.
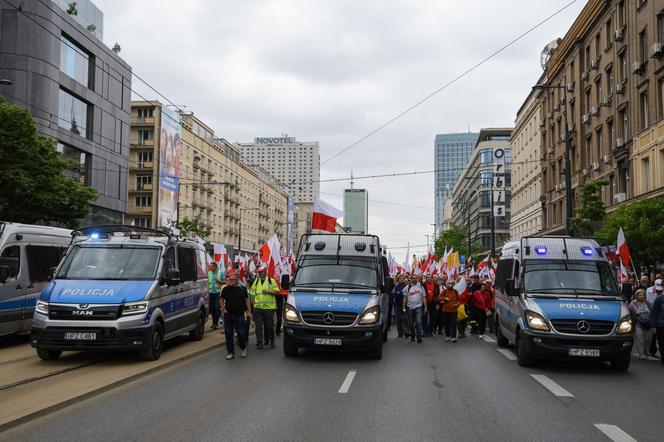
250,265,279,349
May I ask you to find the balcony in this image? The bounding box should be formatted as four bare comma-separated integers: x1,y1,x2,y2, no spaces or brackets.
130,139,154,148
130,183,153,192
136,162,153,170
129,205,152,215
131,116,155,125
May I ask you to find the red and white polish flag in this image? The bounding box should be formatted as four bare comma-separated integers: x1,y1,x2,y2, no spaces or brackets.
311,197,345,233
617,227,632,269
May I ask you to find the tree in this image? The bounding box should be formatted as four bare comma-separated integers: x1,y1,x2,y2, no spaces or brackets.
0,96,97,228
112,43,121,54
594,196,664,268
434,223,484,259
66,2,78,16
160,217,211,239
571,179,609,237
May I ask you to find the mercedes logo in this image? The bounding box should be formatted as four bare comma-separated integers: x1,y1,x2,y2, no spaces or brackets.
577,320,591,334
322,312,335,325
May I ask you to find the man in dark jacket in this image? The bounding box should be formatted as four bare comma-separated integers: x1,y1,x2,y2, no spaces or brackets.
650,290,664,366
392,275,408,338
468,275,483,334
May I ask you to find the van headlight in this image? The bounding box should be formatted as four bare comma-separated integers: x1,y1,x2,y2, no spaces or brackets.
359,306,380,325
122,301,148,317
284,304,300,323
526,311,550,332
617,316,633,334
35,300,49,315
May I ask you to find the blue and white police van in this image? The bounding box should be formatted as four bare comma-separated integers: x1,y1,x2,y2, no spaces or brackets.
494,236,633,371
30,225,209,361
281,234,393,359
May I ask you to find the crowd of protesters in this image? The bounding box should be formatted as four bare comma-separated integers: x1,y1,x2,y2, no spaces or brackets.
624,274,664,365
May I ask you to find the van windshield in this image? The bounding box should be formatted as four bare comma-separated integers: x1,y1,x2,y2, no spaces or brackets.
294,256,377,288
57,245,161,280
523,260,620,296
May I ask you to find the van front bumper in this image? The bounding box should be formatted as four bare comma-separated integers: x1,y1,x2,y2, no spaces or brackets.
31,325,153,351
521,329,633,361
284,324,381,351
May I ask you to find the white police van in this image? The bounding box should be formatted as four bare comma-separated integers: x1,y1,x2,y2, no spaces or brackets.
281,234,393,359
494,236,633,371
31,225,209,361
0,222,71,336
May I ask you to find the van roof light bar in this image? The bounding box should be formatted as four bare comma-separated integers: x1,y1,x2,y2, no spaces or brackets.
72,225,172,239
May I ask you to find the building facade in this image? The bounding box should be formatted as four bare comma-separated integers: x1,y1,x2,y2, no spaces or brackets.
343,189,368,234
538,0,664,234
0,0,132,224
127,102,288,255
450,128,512,255
434,132,479,232
510,86,543,240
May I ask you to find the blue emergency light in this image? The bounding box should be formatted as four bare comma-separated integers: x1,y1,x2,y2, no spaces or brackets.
534,246,547,255
580,246,593,256
90,232,99,239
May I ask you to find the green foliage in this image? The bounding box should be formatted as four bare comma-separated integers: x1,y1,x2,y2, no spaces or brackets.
595,197,664,267
0,96,97,228
434,223,484,258
66,2,78,15
86,24,96,33
161,217,211,240
571,179,609,237
112,43,121,54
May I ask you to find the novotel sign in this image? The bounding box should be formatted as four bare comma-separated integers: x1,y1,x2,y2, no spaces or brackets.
254,137,296,144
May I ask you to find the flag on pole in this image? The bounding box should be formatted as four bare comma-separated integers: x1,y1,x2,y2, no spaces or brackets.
616,227,632,269
311,197,344,233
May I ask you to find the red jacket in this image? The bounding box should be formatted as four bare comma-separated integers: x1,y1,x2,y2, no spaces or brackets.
470,289,492,310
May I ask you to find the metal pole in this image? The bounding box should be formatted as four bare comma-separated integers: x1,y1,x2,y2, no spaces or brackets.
176,182,181,225
563,89,573,237
425,234,430,251
238,208,242,255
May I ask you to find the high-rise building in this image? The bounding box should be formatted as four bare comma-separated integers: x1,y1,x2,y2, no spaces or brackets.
434,132,479,231
235,136,320,203
343,189,368,234
0,0,131,224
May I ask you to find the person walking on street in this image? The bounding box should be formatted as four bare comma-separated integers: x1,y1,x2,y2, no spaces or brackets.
439,280,460,342
249,266,279,349
646,279,663,358
392,275,408,338
403,277,427,343
208,262,224,330
275,280,288,338
628,289,653,359
424,275,438,337
649,287,664,365
220,270,252,360
470,282,492,338
468,275,482,334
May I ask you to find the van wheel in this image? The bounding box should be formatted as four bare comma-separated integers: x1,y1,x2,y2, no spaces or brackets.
515,331,534,367
36,348,62,361
495,317,509,348
189,311,205,341
283,336,298,357
140,322,164,361
382,327,389,343
610,359,630,371
369,338,383,360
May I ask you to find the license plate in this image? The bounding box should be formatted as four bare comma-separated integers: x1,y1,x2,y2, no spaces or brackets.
568,348,600,357
64,332,96,341
314,338,342,346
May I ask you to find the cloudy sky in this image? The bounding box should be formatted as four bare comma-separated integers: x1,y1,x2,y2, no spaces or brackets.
97,0,586,259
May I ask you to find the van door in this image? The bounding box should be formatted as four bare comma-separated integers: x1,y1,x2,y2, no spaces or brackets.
495,257,518,336
170,245,199,334
24,245,67,326
0,245,27,335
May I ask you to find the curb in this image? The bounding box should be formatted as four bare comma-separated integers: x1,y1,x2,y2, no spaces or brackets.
0,335,228,433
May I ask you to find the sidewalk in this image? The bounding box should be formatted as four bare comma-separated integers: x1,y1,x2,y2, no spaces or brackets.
0,320,227,431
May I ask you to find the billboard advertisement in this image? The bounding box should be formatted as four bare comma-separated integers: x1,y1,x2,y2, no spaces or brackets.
287,195,295,254
158,106,182,227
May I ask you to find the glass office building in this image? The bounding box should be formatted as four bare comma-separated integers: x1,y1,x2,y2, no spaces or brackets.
434,132,479,231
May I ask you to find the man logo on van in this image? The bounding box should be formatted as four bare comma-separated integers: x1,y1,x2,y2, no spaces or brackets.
73,310,93,316
559,303,600,310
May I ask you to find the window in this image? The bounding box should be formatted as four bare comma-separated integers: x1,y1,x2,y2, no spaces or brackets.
595,34,600,59
480,171,492,187
642,157,651,192
659,77,664,119
618,52,626,83
135,196,152,207
596,128,603,161
585,137,593,163
607,120,614,149
0,246,20,282
137,130,153,143
134,217,151,228
58,88,90,138
26,246,66,283
619,107,629,138
137,108,153,118
618,1,625,28
137,151,152,166
640,91,649,130
595,77,602,105
605,19,613,48
57,142,89,185
659,13,664,45
606,67,614,94
136,174,152,190
59,34,92,87
480,149,493,165
639,29,647,63
177,247,197,282
196,249,208,279
585,46,591,71
585,89,592,113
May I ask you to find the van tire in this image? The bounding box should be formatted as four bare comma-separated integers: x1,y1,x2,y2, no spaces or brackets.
189,310,205,341
369,338,383,360
36,348,62,361
382,327,389,343
283,336,298,357
515,331,534,367
495,317,509,348
140,322,164,361
610,359,630,371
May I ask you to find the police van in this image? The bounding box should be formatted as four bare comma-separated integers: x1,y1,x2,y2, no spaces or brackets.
494,236,633,371
0,222,72,337
281,233,393,359
31,225,209,361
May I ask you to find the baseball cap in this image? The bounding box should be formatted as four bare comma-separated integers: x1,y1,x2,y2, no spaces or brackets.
655,279,662,290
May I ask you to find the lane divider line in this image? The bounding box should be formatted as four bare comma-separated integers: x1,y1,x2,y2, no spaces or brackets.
338,370,357,394
497,348,517,361
530,374,574,397
482,336,496,343
594,424,637,442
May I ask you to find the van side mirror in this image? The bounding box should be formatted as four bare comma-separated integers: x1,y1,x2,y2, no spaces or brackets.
280,274,290,290
0,266,8,284
164,268,181,286
505,279,516,297
48,266,57,281
385,277,394,293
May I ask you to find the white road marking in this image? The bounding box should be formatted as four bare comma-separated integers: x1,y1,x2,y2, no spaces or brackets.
594,424,637,442
338,370,357,394
530,374,574,397
482,335,496,343
497,348,517,360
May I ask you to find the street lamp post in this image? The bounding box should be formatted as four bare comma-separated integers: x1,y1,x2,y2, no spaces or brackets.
533,84,573,237
0,79,13,86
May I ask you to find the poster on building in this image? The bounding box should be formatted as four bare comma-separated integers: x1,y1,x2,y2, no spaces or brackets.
287,195,295,254
493,147,506,217
158,106,182,227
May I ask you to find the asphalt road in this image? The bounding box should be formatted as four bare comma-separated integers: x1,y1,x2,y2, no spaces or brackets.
2,330,662,442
